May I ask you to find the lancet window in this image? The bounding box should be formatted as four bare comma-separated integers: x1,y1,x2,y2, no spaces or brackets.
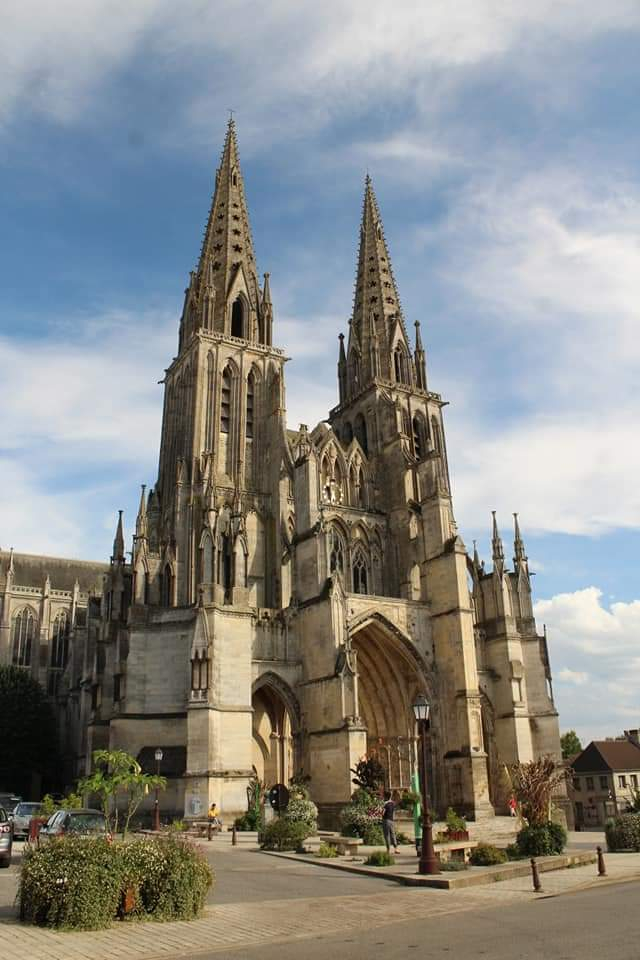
246,371,255,438
12,608,36,667
354,413,368,455
352,548,369,595
328,527,345,576
221,367,232,434
50,611,70,670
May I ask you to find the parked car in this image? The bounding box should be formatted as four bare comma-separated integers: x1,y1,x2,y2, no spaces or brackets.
39,809,110,842
0,806,13,867
0,794,21,814
10,802,43,840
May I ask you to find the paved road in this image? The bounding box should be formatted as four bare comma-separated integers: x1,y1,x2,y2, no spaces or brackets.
180,880,640,960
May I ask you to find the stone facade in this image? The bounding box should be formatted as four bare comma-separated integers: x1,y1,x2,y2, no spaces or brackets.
0,121,566,822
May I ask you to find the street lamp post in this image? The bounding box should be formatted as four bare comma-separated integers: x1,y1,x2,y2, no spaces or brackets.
412,694,441,875
154,748,163,831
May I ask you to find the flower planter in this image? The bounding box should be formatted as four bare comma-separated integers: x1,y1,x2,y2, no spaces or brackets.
445,829,470,842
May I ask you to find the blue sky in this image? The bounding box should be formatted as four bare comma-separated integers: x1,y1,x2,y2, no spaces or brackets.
1,1,639,744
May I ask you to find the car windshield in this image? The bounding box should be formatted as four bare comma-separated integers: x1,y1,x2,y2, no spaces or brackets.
66,814,106,833
15,803,41,816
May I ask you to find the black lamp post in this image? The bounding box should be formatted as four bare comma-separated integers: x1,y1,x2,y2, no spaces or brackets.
153,748,163,831
412,694,440,875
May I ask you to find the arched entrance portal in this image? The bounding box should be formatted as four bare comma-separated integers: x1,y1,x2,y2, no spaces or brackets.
350,617,437,802
251,674,299,789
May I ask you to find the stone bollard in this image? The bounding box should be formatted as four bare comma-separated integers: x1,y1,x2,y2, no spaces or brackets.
232,824,237,846
597,845,607,877
530,857,543,893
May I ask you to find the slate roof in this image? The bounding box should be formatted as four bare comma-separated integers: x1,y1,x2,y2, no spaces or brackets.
572,739,640,774
0,551,109,594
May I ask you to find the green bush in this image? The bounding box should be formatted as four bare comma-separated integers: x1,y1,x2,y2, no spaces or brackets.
234,810,261,831
505,843,526,861
316,842,339,858
18,835,213,930
339,790,384,842
605,813,640,852
516,822,567,857
469,843,508,866
19,837,123,930
365,849,395,867
260,818,312,851
440,859,467,871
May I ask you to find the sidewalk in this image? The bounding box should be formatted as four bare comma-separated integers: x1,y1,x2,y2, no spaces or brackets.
0,833,637,960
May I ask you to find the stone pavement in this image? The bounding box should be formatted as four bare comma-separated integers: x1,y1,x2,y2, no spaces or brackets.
0,833,637,960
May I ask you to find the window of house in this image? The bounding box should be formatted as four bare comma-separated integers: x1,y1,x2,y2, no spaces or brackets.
631,774,638,789
599,776,608,790
618,775,627,789
586,777,594,790
573,777,581,792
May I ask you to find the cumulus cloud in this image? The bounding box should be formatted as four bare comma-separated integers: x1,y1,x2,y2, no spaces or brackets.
535,588,640,742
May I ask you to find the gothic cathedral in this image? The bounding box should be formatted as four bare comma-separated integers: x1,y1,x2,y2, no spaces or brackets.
0,121,565,822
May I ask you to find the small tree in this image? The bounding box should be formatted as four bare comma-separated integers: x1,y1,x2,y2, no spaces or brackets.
351,756,386,794
560,730,582,759
506,756,568,826
78,750,166,836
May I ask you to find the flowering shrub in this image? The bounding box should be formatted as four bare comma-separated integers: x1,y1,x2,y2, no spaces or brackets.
260,819,312,851
18,835,213,930
284,798,318,829
515,822,567,856
340,790,384,844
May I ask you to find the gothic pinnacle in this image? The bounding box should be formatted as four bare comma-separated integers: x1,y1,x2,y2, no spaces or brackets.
491,510,505,573
112,510,125,563
513,512,528,565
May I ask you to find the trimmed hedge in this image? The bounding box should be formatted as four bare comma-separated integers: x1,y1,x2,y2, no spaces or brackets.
260,819,312,851
515,822,567,857
469,843,508,866
605,813,640,852
19,835,213,930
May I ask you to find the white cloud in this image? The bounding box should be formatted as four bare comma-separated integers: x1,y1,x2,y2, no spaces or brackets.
535,588,640,743
3,1,640,136
438,167,640,535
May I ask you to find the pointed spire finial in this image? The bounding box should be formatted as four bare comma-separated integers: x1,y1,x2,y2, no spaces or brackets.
113,509,125,563
473,539,481,569
513,512,529,574
491,510,505,572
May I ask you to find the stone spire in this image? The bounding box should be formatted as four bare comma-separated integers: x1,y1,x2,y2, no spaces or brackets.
136,485,147,540
414,320,427,390
513,512,530,582
337,332,347,403
491,510,504,576
348,176,411,388
260,272,273,346
112,510,125,564
190,119,261,338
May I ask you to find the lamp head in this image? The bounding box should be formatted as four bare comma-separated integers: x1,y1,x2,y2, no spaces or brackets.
154,748,163,762
412,694,430,724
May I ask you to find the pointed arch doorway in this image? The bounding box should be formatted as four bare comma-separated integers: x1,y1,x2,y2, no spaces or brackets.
251,674,300,788
350,616,438,803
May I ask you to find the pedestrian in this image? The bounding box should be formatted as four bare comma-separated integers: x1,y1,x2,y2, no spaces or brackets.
208,801,222,830
508,796,517,818
382,790,399,854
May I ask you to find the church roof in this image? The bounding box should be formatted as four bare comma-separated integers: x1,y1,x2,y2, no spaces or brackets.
0,550,108,594
572,739,640,773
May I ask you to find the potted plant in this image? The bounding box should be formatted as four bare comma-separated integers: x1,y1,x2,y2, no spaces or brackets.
444,807,469,841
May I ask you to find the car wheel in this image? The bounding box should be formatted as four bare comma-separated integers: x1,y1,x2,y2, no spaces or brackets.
0,856,10,869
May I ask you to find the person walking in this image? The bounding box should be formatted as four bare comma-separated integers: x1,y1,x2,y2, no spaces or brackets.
382,791,399,854
508,796,517,818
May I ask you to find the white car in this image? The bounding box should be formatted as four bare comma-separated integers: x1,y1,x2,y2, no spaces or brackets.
10,802,43,840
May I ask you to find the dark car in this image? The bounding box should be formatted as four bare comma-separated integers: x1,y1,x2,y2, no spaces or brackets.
0,806,13,867
39,808,110,842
